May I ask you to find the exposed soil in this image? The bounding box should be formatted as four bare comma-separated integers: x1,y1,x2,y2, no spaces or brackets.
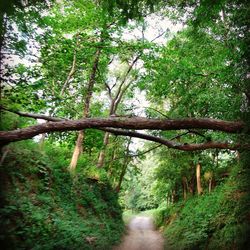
113,216,164,250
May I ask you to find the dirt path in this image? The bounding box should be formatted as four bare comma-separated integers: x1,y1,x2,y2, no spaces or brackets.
113,216,164,250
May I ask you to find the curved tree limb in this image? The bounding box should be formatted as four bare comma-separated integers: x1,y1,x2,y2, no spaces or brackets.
4,108,245,152
0,110,247,145
100,128,244,151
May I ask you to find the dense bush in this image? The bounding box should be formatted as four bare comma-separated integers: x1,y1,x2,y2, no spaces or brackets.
0,141,124,250
153,167,250,250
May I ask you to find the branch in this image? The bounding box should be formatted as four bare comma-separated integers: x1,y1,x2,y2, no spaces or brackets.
108,29,165,115
150,30,167,43
169,130,208,141
100,128,244,151
193,72,216,77
1,107,64,122
104,82,112,100
105,144,162,163
113,79,133,112
113,55,140,102
146,107,170,118
60,49,77,96
0,110,247,146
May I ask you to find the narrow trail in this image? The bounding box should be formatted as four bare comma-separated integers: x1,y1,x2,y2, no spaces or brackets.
113,216,164,250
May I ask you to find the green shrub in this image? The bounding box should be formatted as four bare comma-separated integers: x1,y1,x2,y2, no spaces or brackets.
161,183,249,250
0,141,124,249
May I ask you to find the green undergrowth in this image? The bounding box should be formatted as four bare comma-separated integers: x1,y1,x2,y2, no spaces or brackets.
153,163,250,250
0,141,124,250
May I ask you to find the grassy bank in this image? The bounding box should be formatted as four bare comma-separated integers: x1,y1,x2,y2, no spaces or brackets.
0,141,124,250
152,166,250,250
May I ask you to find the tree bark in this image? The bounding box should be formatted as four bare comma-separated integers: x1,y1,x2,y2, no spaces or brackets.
189,170,195,195
208,178,212,193
107,146,117,177
196,163,203,195
68,130,84,172
97,131,110,167
39,46,77,148
182,176,188,200
101,128,243,151
171,189,177,203
0,117,247,146
115,138,131,192
69,47,101,171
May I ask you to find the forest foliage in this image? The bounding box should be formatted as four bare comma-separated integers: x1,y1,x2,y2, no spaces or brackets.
0,140,124,249
0,0,249,249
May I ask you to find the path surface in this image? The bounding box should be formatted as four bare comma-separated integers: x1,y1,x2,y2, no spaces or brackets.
113,216,164,250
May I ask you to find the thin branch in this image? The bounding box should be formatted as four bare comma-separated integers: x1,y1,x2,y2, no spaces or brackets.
60,48,77,96
114,79,133,112
106,30,167,116
188,130,208,139
105,82,112,100
169,131,190,141
130,144,162,157
113,55,140,102
150,30,167,43
169,130,208,141
1,107,64,122
146,107,170,118
105,144,162,164
110,76,119,91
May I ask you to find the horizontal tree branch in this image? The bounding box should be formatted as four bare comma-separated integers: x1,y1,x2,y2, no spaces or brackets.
0,109,247,148
1,107,64,122
101,128,243,151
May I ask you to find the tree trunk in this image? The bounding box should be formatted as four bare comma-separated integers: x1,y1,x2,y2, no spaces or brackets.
68,130,84,171
196,163,203,195
182,176,188,200
39,48,77,149
208,178,212,193
0,117,246,146
0,146,9,166
97,56,139,168
69,47,101,171
0,15,7,126
171,189,176,203
166,196,170,207
115,138,131,192
97,132,110,167
107,147,116,177
115,163,128,193
96,99,115,168
188,165,195,195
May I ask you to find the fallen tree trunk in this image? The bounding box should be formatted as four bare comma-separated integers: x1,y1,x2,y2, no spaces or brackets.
0,116,246,146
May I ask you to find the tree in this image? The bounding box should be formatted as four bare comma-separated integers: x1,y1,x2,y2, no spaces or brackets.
1,0,250,249
97,47,141,167
1,0,249,174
